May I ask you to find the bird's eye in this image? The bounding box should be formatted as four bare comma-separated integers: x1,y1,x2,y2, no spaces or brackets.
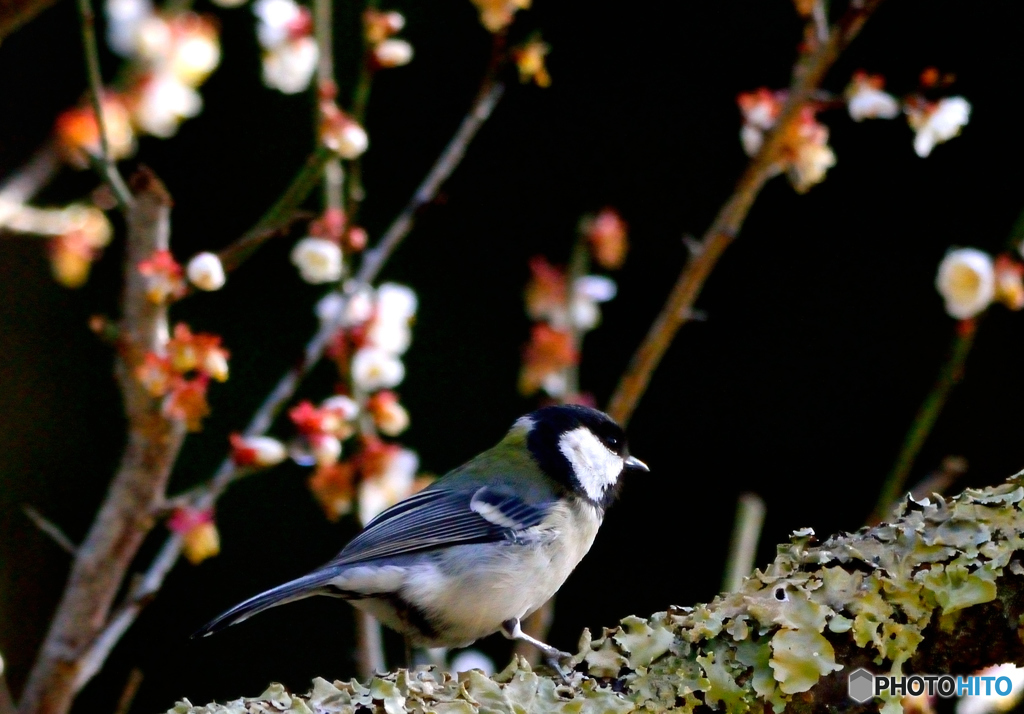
602,435,620,449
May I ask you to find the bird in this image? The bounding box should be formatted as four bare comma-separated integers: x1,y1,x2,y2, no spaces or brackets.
194,404,648,667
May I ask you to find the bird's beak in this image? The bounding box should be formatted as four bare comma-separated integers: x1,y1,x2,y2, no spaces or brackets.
625,455,649,473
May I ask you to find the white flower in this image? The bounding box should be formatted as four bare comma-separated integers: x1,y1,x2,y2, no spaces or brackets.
235,435,288,466
186,252,226,291
326,120,369,159
846,84,900,122
105,0,153,56
365,283,416,354
131,72,202,137
321,394,360,422
570,275,617,330
312,433,342,467
263,37,318,94
740,124,763,157
936,248,995,320
254,0,303,47
291,237,342,284
372,397,410,436
374,38,413,68
910,96,971,158
202,349,230,382
315,292,344,322
359,448,418,525
376,283,418,321
790,140,836,194
351,347,405,391
172,23,221,86
343,286,375,325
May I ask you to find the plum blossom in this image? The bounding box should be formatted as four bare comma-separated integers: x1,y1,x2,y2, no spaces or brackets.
907,96,971,158
351,347,405,392
168,507,220,564
845,71,900,122
254,0,318,94
128,72,203,138
737,88,783,156
468,0,529,32
186,252,226,291
936,248,995,320
230,434,288,467
358,445,419,525
138,249,185,303
374,38,413,68
783,108,835,193
54,96,137,168
291,237,343,283
581,208,628,270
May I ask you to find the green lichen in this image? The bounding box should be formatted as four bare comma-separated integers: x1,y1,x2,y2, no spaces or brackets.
169,473,1024,714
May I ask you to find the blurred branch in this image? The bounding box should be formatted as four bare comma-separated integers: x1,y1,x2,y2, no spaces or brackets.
869,323,976,524
18,169,186,714
75,0,132,209
0,143,61,230
314,0,344,219
216,146,336,274
721,492,766,592
0,0,58,44
22,505,78,556
111,668,143,714
69,76,507,695
605,0,885,427
0,657,14,714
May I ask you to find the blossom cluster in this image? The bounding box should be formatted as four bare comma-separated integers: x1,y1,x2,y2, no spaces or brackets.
935,248,1024,321
254,0,317,94
290,283,422,522
469,0,530,32
519,208,626,400
56,0,221,160
737,69,972,193
364,9,413,69
135,322,230,431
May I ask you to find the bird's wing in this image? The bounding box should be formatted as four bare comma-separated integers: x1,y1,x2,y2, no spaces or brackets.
330,486,552,566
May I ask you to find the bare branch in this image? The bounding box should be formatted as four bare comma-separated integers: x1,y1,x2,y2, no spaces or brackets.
67,78,507,698
74,0,132,209
606,0,885,427
18,169,185,714
721,492,766,592
112,668,143,714
22,506,78,556
0,143,61,231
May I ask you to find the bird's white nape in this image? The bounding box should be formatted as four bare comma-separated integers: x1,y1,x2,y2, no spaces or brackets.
557,426,623,502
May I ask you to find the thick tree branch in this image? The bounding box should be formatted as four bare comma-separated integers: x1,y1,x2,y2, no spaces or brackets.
168,474,1024,714
18,170,186,714
606,0,885,427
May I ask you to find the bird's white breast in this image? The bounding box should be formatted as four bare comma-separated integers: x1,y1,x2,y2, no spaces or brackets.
336,499,602,647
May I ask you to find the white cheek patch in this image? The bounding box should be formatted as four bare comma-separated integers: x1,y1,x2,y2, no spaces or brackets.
558,427,624,501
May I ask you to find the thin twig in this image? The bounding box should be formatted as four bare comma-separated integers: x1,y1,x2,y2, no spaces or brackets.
722,492,766,592
314,0,344,220
868,324,976,524
74,0,133,209
0,143,61,230
22,505,78,555
216,146,336,274
605,0,885,428
111,668,143,714
74,79,507,691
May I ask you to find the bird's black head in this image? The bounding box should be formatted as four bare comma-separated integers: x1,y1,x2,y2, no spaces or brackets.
518,404,648,509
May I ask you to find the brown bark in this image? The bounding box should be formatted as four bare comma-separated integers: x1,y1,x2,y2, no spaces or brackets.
17,170,185,714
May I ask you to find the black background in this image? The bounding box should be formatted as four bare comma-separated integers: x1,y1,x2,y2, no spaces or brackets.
2,0,1024,711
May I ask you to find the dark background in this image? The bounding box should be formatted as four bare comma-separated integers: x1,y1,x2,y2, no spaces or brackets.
2,0,1024,711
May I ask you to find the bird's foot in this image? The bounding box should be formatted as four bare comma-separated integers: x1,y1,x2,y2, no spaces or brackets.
501,618,574,681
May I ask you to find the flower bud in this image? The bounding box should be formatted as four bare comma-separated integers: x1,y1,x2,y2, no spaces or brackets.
936,248,995,320
374,38,413,68
186,252,226,291
230,434,288,467
291,237,343,284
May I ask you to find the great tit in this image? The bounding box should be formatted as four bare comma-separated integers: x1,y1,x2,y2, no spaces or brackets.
195,404,648,665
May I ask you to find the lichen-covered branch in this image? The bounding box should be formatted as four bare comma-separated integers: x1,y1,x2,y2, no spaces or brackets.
18,170,186,714
606,0,885,427
169,474,1024,714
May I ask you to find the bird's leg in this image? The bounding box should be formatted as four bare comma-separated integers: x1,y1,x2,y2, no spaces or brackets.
501,618,572,676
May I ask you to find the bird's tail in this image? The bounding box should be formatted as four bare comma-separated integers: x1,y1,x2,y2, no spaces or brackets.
192,569,343,638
